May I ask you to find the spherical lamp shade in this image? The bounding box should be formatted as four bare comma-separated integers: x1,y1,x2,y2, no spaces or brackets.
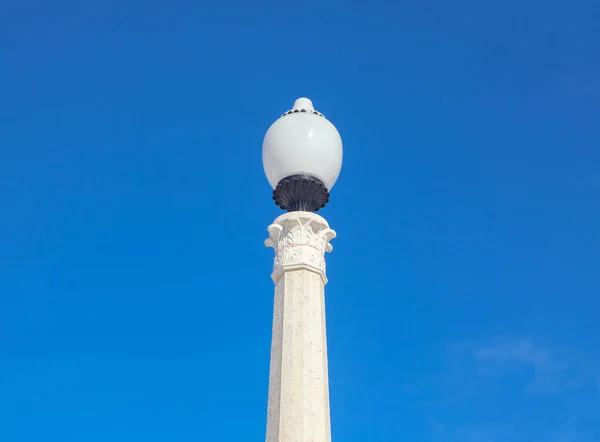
262,98,343,192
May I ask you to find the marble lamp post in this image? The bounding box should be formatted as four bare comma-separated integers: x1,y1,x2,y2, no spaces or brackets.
262,98,343,442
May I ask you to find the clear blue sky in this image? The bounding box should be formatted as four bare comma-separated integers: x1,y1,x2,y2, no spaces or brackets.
1,1,599,441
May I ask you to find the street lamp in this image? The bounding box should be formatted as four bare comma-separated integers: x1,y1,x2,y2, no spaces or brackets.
263,98,343,442
263,97,343,212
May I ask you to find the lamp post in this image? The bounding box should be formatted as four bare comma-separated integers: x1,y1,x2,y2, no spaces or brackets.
263,98,343,442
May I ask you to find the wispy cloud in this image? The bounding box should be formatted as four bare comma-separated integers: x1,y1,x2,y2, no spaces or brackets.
426,417,509,442
426,415,448,434
450,336,594,394
417,336,600,442
470,337,581,393
569,74,600,97
451,424,510,442
547,430,584,442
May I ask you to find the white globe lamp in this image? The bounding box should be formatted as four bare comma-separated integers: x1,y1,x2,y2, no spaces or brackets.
262,98,343,211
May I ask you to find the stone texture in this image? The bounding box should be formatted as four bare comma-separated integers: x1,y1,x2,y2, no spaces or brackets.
265,212,335,442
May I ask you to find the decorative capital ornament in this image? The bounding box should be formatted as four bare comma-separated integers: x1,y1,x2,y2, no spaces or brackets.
265,211,336,284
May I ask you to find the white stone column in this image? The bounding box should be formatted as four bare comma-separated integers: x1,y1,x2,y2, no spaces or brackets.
264,211,336,442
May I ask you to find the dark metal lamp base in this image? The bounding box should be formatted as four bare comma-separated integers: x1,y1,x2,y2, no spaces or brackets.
272,175,330,212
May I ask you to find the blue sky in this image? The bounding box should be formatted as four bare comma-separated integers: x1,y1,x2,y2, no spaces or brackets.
1,1,599,441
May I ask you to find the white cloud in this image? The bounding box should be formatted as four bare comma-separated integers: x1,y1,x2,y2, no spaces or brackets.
425,416,510,442
471,337,578,393
441,336,599,395
569,73,600,97
546,430,584,442
451,424,510,442
418,336,600,442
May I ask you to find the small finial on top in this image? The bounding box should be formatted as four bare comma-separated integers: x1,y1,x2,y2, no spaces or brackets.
293,97,314,111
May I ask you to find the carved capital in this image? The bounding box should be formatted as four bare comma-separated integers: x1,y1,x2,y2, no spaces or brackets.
265,211,336,284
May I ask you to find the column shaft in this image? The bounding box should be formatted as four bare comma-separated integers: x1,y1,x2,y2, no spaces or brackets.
264,212,335,442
